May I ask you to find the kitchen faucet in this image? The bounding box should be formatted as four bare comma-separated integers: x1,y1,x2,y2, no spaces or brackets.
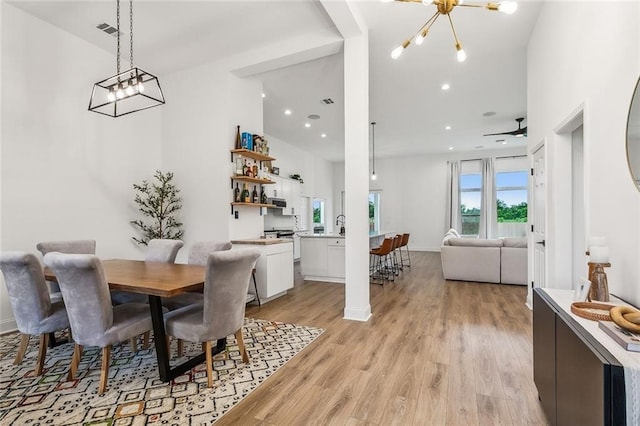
336,214,346,236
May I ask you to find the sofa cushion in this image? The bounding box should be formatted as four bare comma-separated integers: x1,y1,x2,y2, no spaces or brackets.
502,237,527,248
446,228,461,238
447,237,503,248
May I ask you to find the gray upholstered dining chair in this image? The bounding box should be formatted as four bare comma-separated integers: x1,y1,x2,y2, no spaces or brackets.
36,240,96,302
163,249,260,387
111,239,184,306
43,252,153,394
188,241,232,266
160,241,232,312
0,251,71,375
146,238,184,263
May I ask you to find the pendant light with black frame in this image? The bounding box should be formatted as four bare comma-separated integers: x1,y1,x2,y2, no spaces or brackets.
371,121,377,181
88,0,165,117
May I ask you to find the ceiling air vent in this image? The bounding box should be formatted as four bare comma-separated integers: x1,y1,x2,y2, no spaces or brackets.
321,98,334,105
96,23,121,37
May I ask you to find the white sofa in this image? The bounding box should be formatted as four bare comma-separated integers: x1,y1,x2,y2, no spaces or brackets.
440,230,527,285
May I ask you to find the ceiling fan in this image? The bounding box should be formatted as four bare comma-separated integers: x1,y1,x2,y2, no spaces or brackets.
483,117,527,138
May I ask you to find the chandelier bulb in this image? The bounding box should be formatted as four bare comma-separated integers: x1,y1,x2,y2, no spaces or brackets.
421,0,433,5
498,1,518,14
416,29,429,46
391,40,410,60
456,43,467,62
371,172,377,181
116,83,125,99
107,91,116,102
125,81,135,96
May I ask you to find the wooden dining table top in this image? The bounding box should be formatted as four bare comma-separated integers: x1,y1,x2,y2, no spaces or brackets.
44,259,205,298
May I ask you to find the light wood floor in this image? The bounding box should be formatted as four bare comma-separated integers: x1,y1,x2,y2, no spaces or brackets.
221,251,548,425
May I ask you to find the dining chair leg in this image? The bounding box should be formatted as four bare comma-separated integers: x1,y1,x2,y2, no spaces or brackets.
35,333,49,375
99,346,111,395
177,339,184,358
130,337,138,353
204,340,213,388
142,331,150,350
235,329,249,364
14,333,30,365
68,344,83,381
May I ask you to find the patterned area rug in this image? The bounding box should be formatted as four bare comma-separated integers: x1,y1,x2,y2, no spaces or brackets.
0,318,323,425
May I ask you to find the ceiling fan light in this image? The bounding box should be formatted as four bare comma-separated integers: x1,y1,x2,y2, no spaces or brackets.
497,1,518,14
455,43,467,62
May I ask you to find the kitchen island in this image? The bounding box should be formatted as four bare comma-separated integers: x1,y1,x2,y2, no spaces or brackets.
231,238,293,303
299,231,393,283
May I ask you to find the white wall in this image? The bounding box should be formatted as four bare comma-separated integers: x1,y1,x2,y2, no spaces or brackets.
527,1,640,306
160,63,264,263
333,147,526,251
265,134,335,232
0,4,162,332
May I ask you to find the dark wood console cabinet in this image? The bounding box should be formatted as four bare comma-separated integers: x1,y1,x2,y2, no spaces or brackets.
533,289,626,426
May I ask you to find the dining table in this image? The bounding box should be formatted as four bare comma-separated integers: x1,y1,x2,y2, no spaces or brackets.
45,258,221,382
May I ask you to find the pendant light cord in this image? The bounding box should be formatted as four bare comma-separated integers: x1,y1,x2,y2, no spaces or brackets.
371,122,376,174
116,0,121,75
129,0,134,70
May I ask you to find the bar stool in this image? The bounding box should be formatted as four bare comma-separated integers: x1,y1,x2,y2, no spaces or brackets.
392,234,403,274
370,237,395,284
400,233,411,267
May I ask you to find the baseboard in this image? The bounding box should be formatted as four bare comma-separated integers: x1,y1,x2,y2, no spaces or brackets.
0,318,17,335
343,305,372,322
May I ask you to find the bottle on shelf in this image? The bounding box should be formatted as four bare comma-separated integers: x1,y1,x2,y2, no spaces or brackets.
260,185,267,204
234,183,240,202
252,163,258,178
252,185,259,203
243,159,248,176
241,183,250,203
235,125,242,150
247,163,254,178
235,158,243,176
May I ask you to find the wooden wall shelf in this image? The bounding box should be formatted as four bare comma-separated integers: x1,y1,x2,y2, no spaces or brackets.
230,176,275,186
230,149,275,162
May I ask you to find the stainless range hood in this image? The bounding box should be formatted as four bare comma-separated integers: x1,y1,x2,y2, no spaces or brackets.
267,198,287,208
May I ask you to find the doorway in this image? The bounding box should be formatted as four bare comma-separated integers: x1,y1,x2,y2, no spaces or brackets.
530,142,546,308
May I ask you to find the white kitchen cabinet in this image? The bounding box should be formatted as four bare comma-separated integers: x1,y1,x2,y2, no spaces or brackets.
268,176,301,216
293,235,301,261
231,241,293,302
300,235,344,283
326,238,345,278
300,238,328,276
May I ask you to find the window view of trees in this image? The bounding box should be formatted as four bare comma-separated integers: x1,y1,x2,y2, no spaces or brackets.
497,199,527,222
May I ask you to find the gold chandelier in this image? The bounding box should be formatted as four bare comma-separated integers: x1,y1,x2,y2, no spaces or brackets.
387,0,518,62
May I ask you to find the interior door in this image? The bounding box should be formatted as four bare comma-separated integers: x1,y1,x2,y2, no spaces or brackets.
533,144,546,290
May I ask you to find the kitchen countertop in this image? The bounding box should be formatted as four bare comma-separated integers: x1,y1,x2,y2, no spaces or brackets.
299,230,394,239
231,238,292,245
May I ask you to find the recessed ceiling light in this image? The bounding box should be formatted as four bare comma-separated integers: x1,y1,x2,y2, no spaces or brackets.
445,125,452,130
482,111,496,117
475,145,485,149
321,133,327,138
308,114,320,119
448,146,454,150
284,109,292,116
502,141,508,145
304,123,311,128
261,93,266,98
441,83,450,91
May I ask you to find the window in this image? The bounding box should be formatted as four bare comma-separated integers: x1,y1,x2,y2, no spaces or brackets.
496,171,528,237
459,173,482,236
312,198,325,233
369,191,381,233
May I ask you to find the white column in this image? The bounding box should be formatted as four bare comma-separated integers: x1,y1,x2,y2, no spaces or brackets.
343,31,371,322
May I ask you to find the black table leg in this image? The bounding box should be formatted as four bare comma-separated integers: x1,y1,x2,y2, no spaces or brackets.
148,295,227,382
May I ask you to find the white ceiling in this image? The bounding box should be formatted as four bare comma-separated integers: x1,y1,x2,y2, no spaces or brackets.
9,0,543,162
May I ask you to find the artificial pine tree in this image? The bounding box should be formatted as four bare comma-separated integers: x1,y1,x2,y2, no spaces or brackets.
131,170,184,245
